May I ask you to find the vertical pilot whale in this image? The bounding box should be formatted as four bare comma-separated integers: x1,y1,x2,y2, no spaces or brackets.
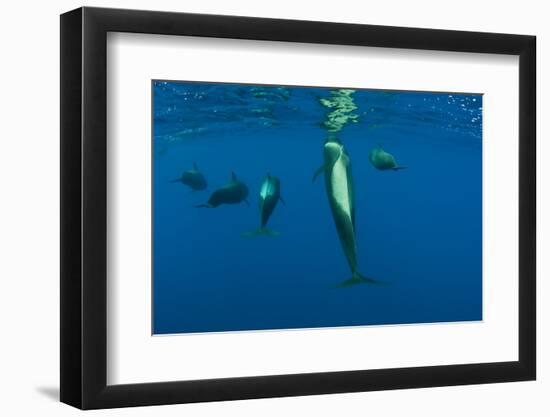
313,137,379,287
195,172,249,208
242,173,284,237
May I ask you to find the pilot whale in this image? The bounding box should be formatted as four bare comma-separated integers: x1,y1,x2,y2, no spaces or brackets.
313,137,379,287
242,173,285,237
368,146,406,171
195,172,249,208
170,162,207,190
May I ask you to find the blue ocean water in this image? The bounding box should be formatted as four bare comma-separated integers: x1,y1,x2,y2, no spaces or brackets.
152,81,482,335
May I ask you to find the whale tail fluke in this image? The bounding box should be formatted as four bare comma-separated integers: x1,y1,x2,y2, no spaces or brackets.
241,228,280,238
194,203,213,208
335,272,384,288
392,166,407,171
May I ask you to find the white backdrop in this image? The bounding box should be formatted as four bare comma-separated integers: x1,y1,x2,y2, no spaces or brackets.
0,0,546,416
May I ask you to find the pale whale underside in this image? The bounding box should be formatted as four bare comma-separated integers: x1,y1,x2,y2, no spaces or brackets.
242,173,284,237
315,139,382,287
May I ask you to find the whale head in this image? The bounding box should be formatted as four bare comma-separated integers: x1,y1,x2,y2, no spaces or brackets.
323,137,345,165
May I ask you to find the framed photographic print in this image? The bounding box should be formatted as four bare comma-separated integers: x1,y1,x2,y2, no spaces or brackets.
60,6,536,410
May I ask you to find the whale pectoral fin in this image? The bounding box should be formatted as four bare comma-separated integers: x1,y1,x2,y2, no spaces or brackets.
312,164,325,182
279,196,286,206
392,166,407,171
244,199,250,207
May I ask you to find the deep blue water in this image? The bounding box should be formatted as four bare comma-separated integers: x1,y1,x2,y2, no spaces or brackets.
152,81,482,334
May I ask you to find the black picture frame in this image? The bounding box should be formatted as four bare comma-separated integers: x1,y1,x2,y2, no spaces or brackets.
60,6,536,410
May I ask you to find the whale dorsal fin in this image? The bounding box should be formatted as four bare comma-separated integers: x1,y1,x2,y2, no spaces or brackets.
231,171,238,181
193,162,199,170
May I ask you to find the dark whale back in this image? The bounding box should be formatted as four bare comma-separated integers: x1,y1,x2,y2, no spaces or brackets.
196,172,248,208
181,170,207,190
207,183,247,207
173,163,207,190
368,147,406,171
